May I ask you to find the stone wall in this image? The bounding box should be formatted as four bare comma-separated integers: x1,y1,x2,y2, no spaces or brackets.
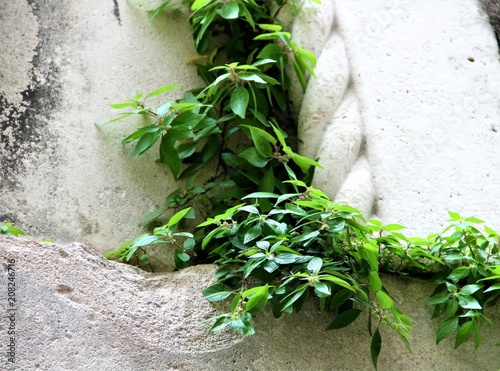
0,0,203,256
1,0,500,369
1,237,499,370
295,0,500,236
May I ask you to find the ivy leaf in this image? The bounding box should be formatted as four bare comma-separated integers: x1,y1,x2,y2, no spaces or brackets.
230,86,249,119
326,308,362,330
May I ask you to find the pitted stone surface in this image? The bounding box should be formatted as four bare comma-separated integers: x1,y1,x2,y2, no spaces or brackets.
0,0,204,257
1,236,499,370
295,0,500,235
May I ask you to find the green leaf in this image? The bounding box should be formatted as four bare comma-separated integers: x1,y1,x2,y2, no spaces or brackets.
319,275,355,292
458,295,482,310
230,86,249,119
275,253,301,264
448,266,470,281
314,282,331,297
281,283,308,311
362,242,380,272
454,321,475,348
202,136,220,164
464,217,484,224
246,127,274,157
291,153,323,172
384,223,406,231
326,308,362,330
371,327,382,370
369,271,383,292
245,284,269,314
202,284,233,302
145,83,181,99
160,138,181,180
243,225,262,244
258,23,282,32
425,292,450,305
257,43,284,61
376,291,393,309
175,249,190,262
217,1,239,19
176,142,197,159
238,73,268,84
291,231,320,246
208,316,231,333
167,207,192,227
230,313,255,336
240,147,269,167
484,283,500,293
436,316,458,345
307,257,323,274
242,192,279,199
448,211,462,221
191,0,211,11
459,284,483,296
131,131,161,156
130,234,159,249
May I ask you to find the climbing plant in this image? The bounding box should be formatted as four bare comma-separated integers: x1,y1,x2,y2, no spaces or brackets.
99,0,500,368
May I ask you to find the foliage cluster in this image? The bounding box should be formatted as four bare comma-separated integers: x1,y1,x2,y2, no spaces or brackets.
100,0,500,368
0,221,25,237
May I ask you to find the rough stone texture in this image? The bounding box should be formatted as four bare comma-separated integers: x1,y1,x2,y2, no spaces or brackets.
1,1,500,369
1,236,499,370
483,0,500,47
297,0,500,236
0,0,204,258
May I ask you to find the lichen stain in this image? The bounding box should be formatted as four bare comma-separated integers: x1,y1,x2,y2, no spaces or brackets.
0,1,68,192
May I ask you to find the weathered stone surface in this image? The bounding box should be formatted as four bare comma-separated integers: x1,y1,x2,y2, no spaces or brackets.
1,236,499,370
296,0,500,236
0,236,241,370
0,0,204,257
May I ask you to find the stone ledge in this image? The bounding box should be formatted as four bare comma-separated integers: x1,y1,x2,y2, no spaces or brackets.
1,237,498,370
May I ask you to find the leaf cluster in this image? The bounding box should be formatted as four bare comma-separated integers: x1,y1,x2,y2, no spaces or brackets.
99,1,500,369
0,221,25,237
